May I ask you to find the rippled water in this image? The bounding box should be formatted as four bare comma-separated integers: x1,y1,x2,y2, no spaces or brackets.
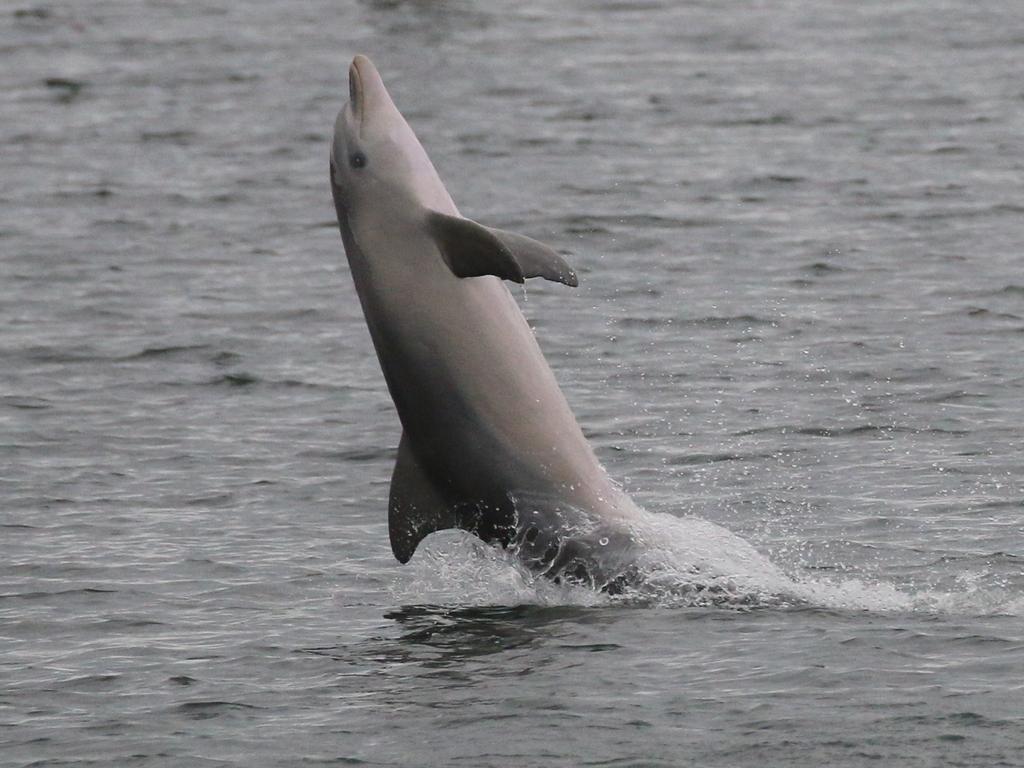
3,1,1023,766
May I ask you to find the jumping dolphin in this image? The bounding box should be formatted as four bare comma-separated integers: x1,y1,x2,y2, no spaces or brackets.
330,55,642,591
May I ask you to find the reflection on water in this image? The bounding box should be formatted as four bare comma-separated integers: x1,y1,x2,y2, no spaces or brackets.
306,604,618,672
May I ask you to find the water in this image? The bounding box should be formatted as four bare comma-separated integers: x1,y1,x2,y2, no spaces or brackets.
2,0,1023,765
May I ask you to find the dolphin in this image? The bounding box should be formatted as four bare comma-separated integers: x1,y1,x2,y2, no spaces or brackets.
329,55,642,591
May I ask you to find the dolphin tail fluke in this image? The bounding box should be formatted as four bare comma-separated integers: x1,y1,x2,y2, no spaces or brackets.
388,433,456,563
426,211,579,287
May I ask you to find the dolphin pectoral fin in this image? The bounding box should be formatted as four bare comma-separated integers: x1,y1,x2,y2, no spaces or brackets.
426,211,579,287
486,228,580,287
388,434,455,563
427,211,525,283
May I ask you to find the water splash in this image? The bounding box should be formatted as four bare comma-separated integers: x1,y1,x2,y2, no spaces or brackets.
390,508,1021,616
390,532,607,608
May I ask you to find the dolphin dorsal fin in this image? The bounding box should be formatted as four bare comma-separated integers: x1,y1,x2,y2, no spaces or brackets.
389,433,457,563
426,211,579,287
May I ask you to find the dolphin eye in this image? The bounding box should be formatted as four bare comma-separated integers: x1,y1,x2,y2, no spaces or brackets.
349,151,367,169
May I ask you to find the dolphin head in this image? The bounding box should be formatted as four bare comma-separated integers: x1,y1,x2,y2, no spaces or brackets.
330,55,449,216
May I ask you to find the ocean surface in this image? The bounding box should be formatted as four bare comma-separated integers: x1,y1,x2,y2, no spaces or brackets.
2,1,1023,765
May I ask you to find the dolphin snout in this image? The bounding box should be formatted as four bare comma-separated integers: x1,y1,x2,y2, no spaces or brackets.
348,57,365,117
348,55,394,130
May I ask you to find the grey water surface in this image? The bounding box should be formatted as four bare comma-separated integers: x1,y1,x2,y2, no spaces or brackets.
2,1,1023,766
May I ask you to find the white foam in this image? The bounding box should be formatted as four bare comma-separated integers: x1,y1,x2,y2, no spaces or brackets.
389,507,1021,616
390,531,606,608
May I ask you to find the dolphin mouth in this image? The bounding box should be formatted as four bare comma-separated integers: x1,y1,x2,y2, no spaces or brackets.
349,57,364,127
348,55,393,137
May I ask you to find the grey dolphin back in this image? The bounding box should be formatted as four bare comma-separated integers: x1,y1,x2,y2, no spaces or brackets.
426,211,579,287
